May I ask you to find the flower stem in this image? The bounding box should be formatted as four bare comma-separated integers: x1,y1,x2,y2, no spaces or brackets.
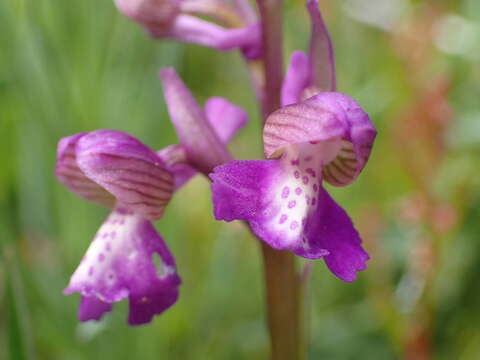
256,1,303,359
261,244,302,360
257,0,284,119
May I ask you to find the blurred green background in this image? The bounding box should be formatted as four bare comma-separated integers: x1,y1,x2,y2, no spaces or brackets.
1,0,480,359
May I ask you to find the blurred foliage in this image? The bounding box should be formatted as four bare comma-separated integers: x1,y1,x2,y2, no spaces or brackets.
1,0,480,359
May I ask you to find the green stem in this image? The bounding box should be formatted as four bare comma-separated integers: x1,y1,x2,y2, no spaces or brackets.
261,244,301,360
257,0,284,119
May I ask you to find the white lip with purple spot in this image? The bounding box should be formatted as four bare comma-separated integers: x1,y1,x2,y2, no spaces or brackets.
268,140,341,245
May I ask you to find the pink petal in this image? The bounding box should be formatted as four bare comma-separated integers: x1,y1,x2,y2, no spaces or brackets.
55,133,115,207
76,130,174,220
312,93,377,186
114,0,179,30
157,98,247,190
159,68,231,174
211,158,327,253
204,96,248,143
151,15,262,59
211,160,369,281
78,296,112,322
156,145,197,190
65,208,181,325
307,0,336,91
281,51,312,106
264,92,376,186
294,186,369,282
233,0,258,25
263,94,348,159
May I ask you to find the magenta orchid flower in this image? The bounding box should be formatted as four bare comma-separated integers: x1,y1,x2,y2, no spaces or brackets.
56,130,180,325
210,0,376,282
56,73,247,325
114,0,261,59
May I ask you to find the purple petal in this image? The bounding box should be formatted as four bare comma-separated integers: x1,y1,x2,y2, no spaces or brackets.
263,93,348,158
160,68,231,174
179,0,245,28
204,97,248,143
281,51,312,106
211,159,368,281
211,158,326,251
55,133,115,207
156,145,197,190
76,130,174,220
128,289,179,325
78,296,113,322
168,164,197,191
65,207,181,325
114,0,179,31
233,0,258,25
156,98,246,190
310,93,377,186
307,0,336,91
294,186,369,282
151,15,262,59
264,92,376,185
211,160,281,223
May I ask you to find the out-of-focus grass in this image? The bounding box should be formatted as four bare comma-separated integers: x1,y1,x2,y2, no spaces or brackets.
1,0,480,359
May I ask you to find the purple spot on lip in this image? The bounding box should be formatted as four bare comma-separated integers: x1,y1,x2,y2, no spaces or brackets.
98,253,105,262
294,171,300,179
312,198,317,206
288,200,296,209
105,242,111,251
302,176,309,184
291,159,300,166
88,266,94,276
279,214,288,224
290,221,299,230
281,186,290,199
304,156,312,162
306,168,316,177
313,184,318,192
295,187,302,195
102,233,108,239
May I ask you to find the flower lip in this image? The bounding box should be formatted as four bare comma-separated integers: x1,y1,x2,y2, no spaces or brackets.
210,159,370,281
64,208,181,325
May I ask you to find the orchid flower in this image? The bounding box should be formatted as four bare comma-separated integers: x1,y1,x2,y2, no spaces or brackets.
114,0,261,59
210,0,376,282
56,74,247,325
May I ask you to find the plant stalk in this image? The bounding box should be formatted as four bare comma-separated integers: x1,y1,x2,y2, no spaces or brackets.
257,0,284,119
261,244,302,360
256,1,303,359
